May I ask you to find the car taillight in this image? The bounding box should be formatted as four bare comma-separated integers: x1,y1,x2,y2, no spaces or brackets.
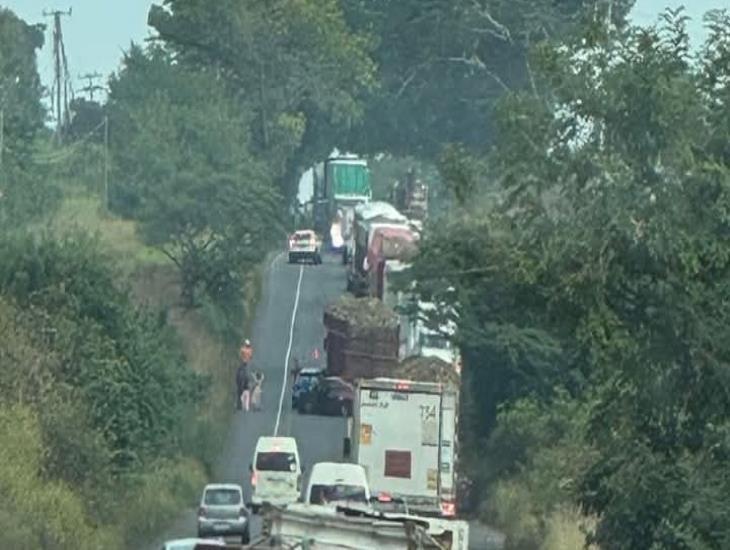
250,471,257,486
198,506,207,518
441,500,456,517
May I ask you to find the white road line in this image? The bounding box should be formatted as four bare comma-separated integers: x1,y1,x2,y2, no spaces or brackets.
273,264,304,436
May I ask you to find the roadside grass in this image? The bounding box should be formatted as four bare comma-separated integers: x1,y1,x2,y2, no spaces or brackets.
485,480,596,550
542,507,597,550
119,457,207,546
47,193,167,275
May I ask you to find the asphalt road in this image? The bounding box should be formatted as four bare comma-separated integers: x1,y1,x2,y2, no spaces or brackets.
149,251,504,549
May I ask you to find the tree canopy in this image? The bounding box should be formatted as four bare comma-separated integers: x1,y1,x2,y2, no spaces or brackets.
410,8,730,547
341,0,636,157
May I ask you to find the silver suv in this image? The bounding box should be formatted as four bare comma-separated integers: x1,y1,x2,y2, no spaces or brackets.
197,483,250,543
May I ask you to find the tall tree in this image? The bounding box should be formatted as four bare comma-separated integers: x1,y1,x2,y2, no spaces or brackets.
410,8,730,547
0,9,55,228
108,45,281,322
147,0,377,195
341,0,635,158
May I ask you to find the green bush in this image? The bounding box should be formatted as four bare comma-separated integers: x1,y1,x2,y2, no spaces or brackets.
117,457,207,545
0,404,122,550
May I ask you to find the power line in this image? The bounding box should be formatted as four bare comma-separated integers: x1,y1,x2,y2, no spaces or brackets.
79,72,105,101
43,8,73,142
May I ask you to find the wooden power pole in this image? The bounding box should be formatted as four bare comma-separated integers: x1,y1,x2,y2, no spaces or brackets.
43,8,73,142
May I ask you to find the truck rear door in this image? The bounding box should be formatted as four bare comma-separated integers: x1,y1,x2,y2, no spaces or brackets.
355,386,442,501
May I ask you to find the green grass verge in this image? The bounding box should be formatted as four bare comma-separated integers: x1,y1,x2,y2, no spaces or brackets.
48,194,167,274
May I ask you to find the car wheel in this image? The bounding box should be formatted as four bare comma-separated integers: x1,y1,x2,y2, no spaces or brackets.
299,399,314,415
288,254,294,264
242,526,251,544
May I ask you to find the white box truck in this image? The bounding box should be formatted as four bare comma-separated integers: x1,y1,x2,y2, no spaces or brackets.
346,377,459,518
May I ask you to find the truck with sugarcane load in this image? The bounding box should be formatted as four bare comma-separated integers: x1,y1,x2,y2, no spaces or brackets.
323,295,400,382
391,168,429,222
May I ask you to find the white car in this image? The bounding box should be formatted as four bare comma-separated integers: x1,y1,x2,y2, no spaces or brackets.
161,538,226,550
250,436,302,512
288,229,322,264
196,483,250,543
304,462,370,507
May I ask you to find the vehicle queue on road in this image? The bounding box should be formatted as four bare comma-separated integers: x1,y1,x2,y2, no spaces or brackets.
163,158,469,549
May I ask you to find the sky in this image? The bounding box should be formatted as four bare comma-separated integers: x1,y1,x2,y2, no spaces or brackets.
4,0,154,99
2,0,727,103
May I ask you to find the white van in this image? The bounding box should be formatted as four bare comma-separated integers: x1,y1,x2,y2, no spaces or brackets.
250,436,302,511
304,462,370,507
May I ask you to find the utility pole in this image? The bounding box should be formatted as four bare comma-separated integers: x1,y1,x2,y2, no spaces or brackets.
43,8,72,142
79,72,104,101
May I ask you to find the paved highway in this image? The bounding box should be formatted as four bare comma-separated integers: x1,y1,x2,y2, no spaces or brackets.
148,251,504,549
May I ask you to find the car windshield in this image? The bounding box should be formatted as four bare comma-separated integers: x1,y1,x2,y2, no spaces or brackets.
256,451,297,471
294,233,312,242
204,488,241,506
309,484,368,504
295,374,320,389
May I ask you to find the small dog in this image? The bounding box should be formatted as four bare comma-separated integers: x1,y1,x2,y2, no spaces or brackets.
251,372,264,411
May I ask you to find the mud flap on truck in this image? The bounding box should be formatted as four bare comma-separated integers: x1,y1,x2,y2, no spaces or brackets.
343,417,352,459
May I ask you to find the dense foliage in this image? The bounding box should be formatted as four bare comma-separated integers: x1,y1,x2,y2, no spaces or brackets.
0,234,204,547
0,8,58,227
341,0,636,157
2,1,728,548
410,8,730,548
107,45,281,330
147,0,377,197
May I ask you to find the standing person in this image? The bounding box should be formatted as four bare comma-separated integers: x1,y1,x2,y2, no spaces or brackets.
235,360,248,411
236,339,254,411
